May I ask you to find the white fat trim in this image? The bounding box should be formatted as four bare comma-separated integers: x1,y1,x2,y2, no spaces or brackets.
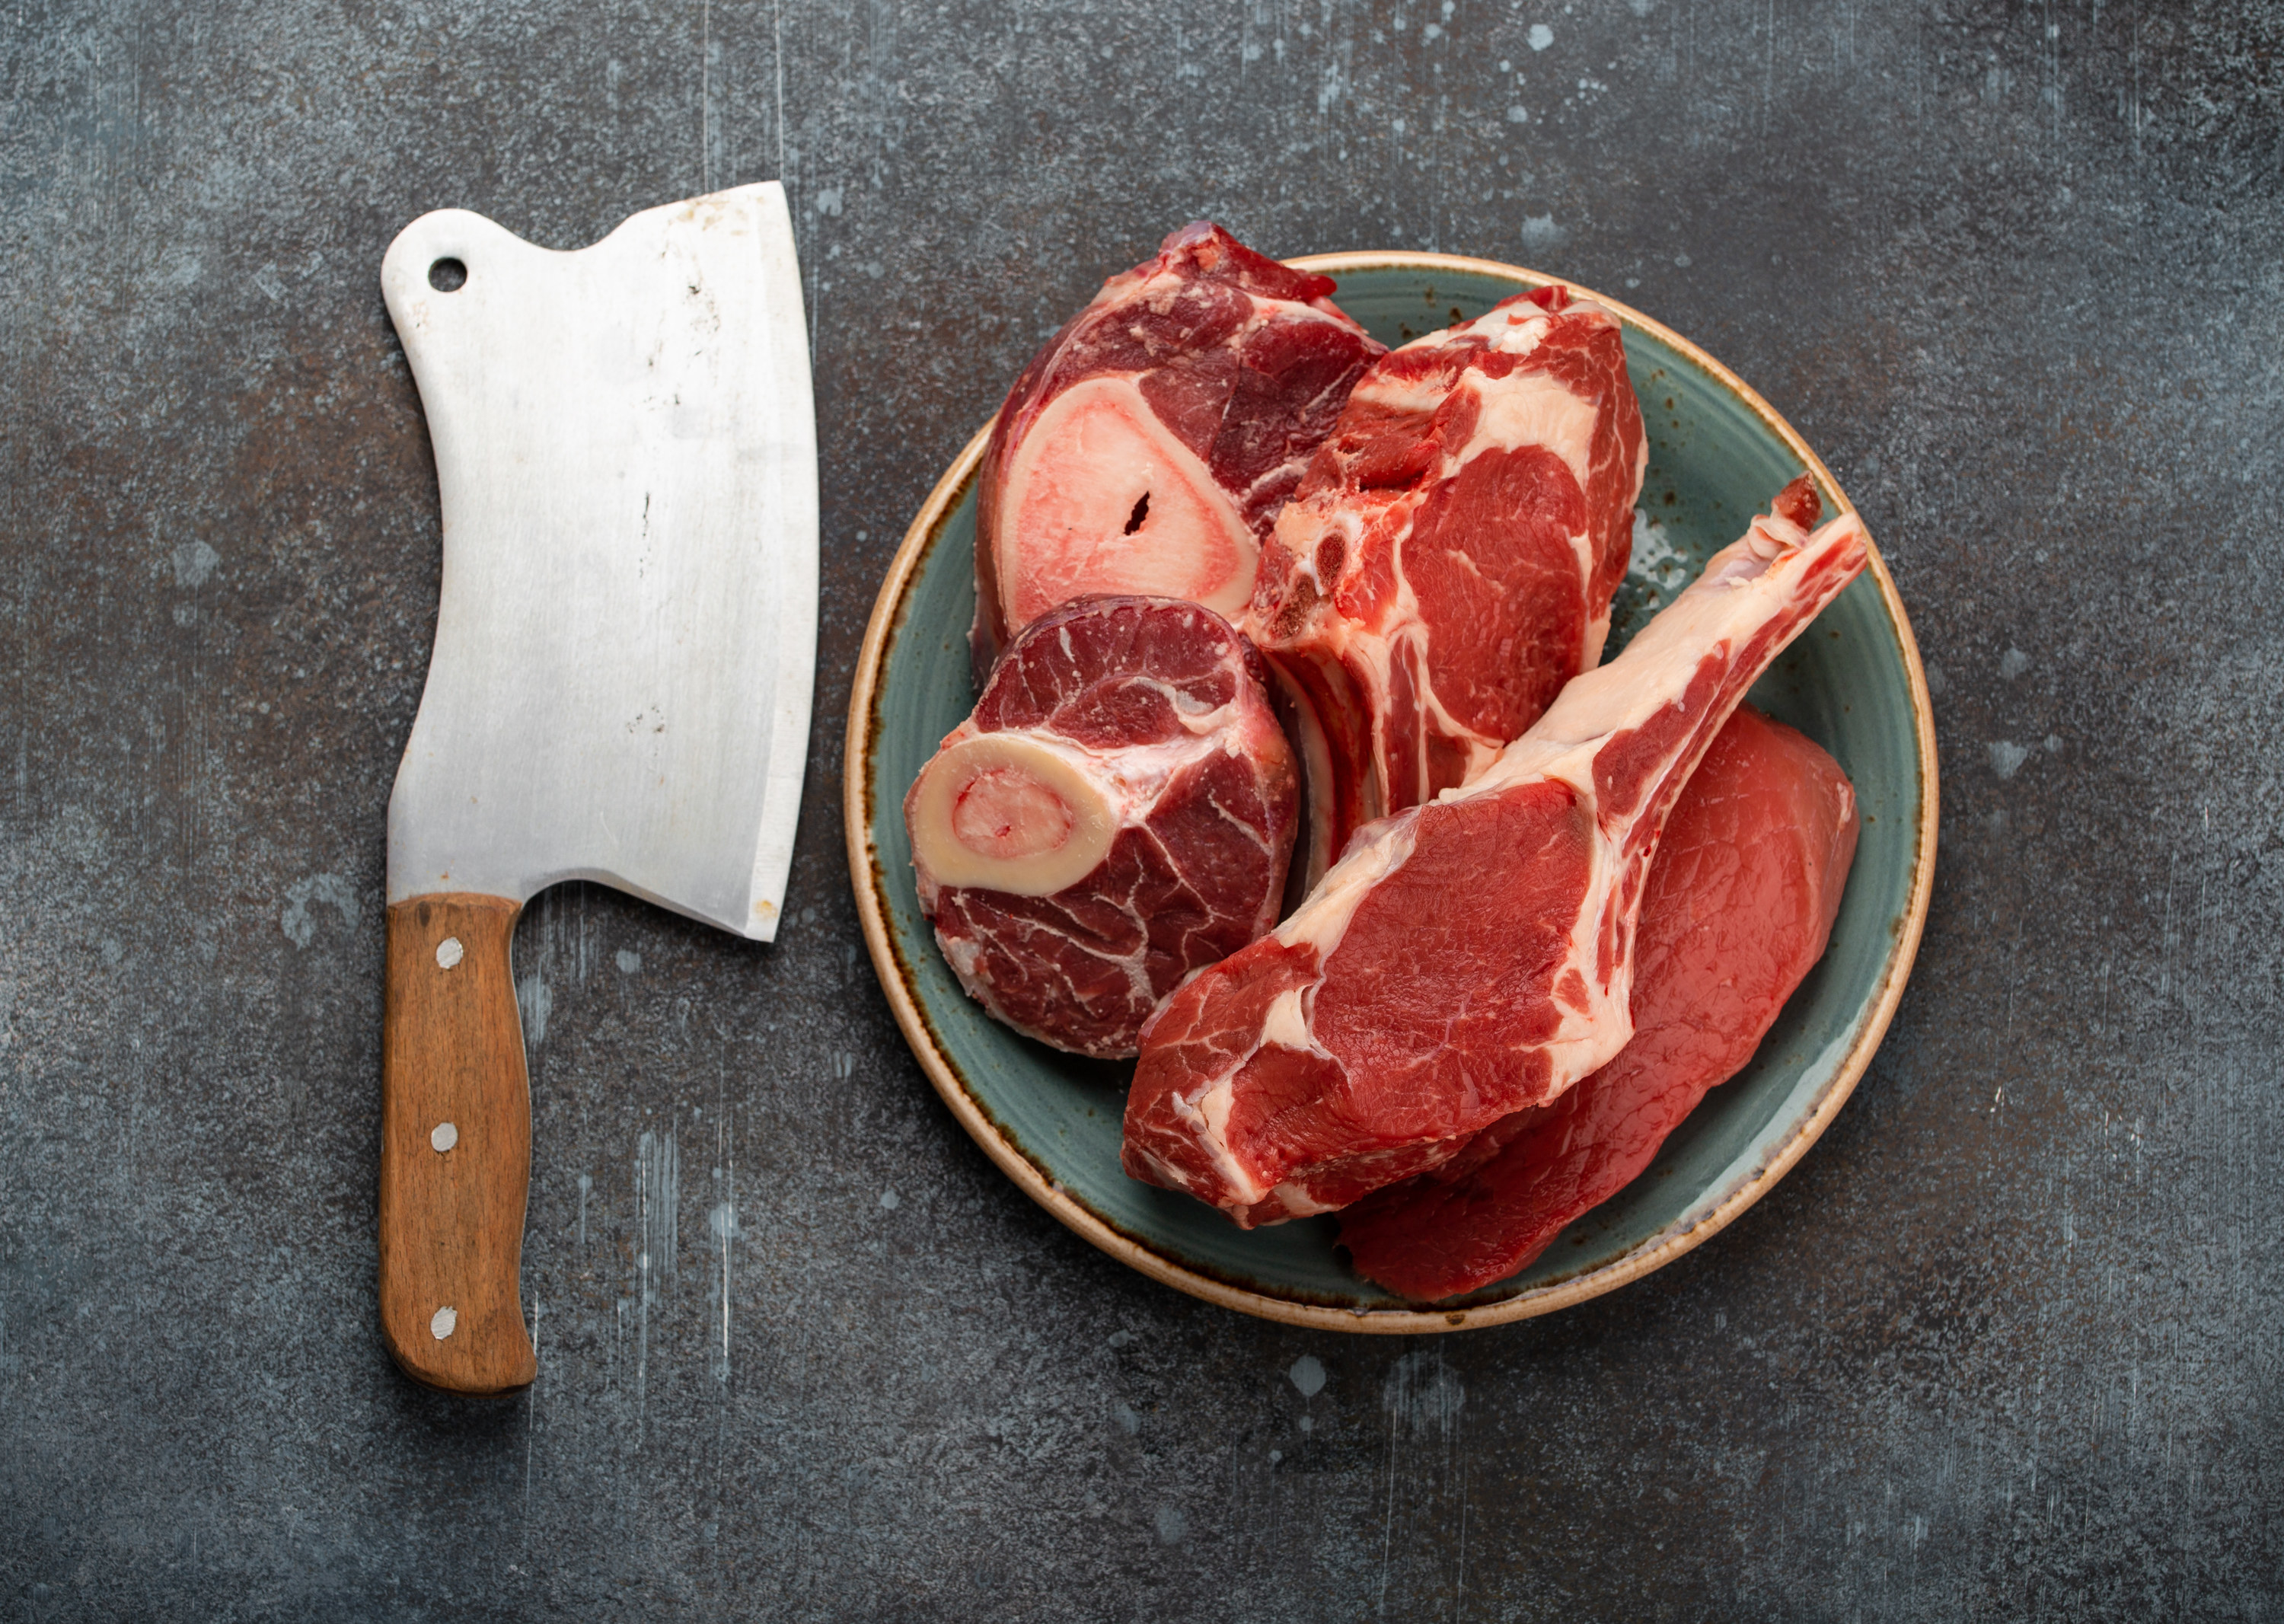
1179,1076,1271,1207
1349,372,1463,418
1262,1182,1338,1219
1137,675,1235,729
1258,986,1316,1053
1271,811,1421,956
1453,372,1599,503
1093,723,1236,806
1579,603,1612,672
1396,303,1550,360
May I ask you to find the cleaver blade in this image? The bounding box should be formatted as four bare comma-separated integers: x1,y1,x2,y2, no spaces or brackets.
375,183,816,1395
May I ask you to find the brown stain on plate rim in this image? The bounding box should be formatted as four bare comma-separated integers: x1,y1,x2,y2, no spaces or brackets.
843,250,1941,1334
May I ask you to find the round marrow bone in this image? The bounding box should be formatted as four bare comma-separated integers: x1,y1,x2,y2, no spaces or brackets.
906,732,1118,897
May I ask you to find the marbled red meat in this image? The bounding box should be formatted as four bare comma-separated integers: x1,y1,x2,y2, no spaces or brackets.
973,222,1383,677
906,596,1297,1058
1338,705,1861,1299
1246,286,1645,879
1122,480,1865,1225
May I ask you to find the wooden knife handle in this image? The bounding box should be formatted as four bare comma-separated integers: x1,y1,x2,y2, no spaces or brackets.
378,893,538,1395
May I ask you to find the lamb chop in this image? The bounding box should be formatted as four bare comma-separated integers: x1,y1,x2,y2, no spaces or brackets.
906,595,1297,1058
973,223,1383,678
1123,478,1866,1225
1247,286,1645,881
1338,704,1861,1299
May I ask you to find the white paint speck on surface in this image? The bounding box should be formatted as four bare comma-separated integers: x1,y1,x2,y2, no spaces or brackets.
1153,1504,1187,1544
171,539,222,587
516,973,552,1045
2001,646,2030,678
1628,509,1691,601
614,948,642,973
430,1121,459,1153
435,936,464,970
1991,741,2031,779
1528,23,1554,50
430,1306,458,1339
879,1188,900,1210
1289,1354,1327,1397
281,874,359,949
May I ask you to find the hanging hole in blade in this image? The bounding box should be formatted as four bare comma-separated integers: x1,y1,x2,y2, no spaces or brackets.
429,257,468,292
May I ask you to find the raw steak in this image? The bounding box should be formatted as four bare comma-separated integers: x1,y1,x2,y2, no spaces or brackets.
973,222,1384,677
1246,285,1646,879
906,595,1298,1059
1122,480,1865,1224
1338,704,1861,1300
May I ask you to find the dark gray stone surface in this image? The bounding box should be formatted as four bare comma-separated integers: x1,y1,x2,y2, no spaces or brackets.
5,0,2281,1616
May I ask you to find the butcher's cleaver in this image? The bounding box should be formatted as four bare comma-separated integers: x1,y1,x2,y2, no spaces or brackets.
376,183,816,1395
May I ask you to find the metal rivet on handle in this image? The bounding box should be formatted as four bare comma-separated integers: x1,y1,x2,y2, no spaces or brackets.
435,936,464,970
431,1306,458,1340
430,1121,458,1153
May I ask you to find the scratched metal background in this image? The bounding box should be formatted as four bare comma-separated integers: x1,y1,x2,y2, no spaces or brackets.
4,0,2280,1617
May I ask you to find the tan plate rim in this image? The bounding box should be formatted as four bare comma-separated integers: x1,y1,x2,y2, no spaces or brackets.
843,250,1941,1334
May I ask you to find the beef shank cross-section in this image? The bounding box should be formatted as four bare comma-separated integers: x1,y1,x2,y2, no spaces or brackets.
1248,285,1647,880
973,222,1385,678
906,595,1300,1060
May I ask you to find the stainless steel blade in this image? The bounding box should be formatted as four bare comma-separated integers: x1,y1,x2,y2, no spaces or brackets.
381,183,816,940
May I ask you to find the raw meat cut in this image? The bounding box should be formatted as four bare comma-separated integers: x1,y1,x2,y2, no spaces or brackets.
907,595,1298,1059
1246,286,1646,879
1122,479,1866,1225
973,222,1384,677
1338,704,1861,1300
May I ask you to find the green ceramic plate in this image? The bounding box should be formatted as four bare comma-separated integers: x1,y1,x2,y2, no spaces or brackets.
846,253,1937,1332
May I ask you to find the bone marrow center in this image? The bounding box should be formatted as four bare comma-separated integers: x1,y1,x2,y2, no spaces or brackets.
952,765,1076,860
910,732,1116,896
